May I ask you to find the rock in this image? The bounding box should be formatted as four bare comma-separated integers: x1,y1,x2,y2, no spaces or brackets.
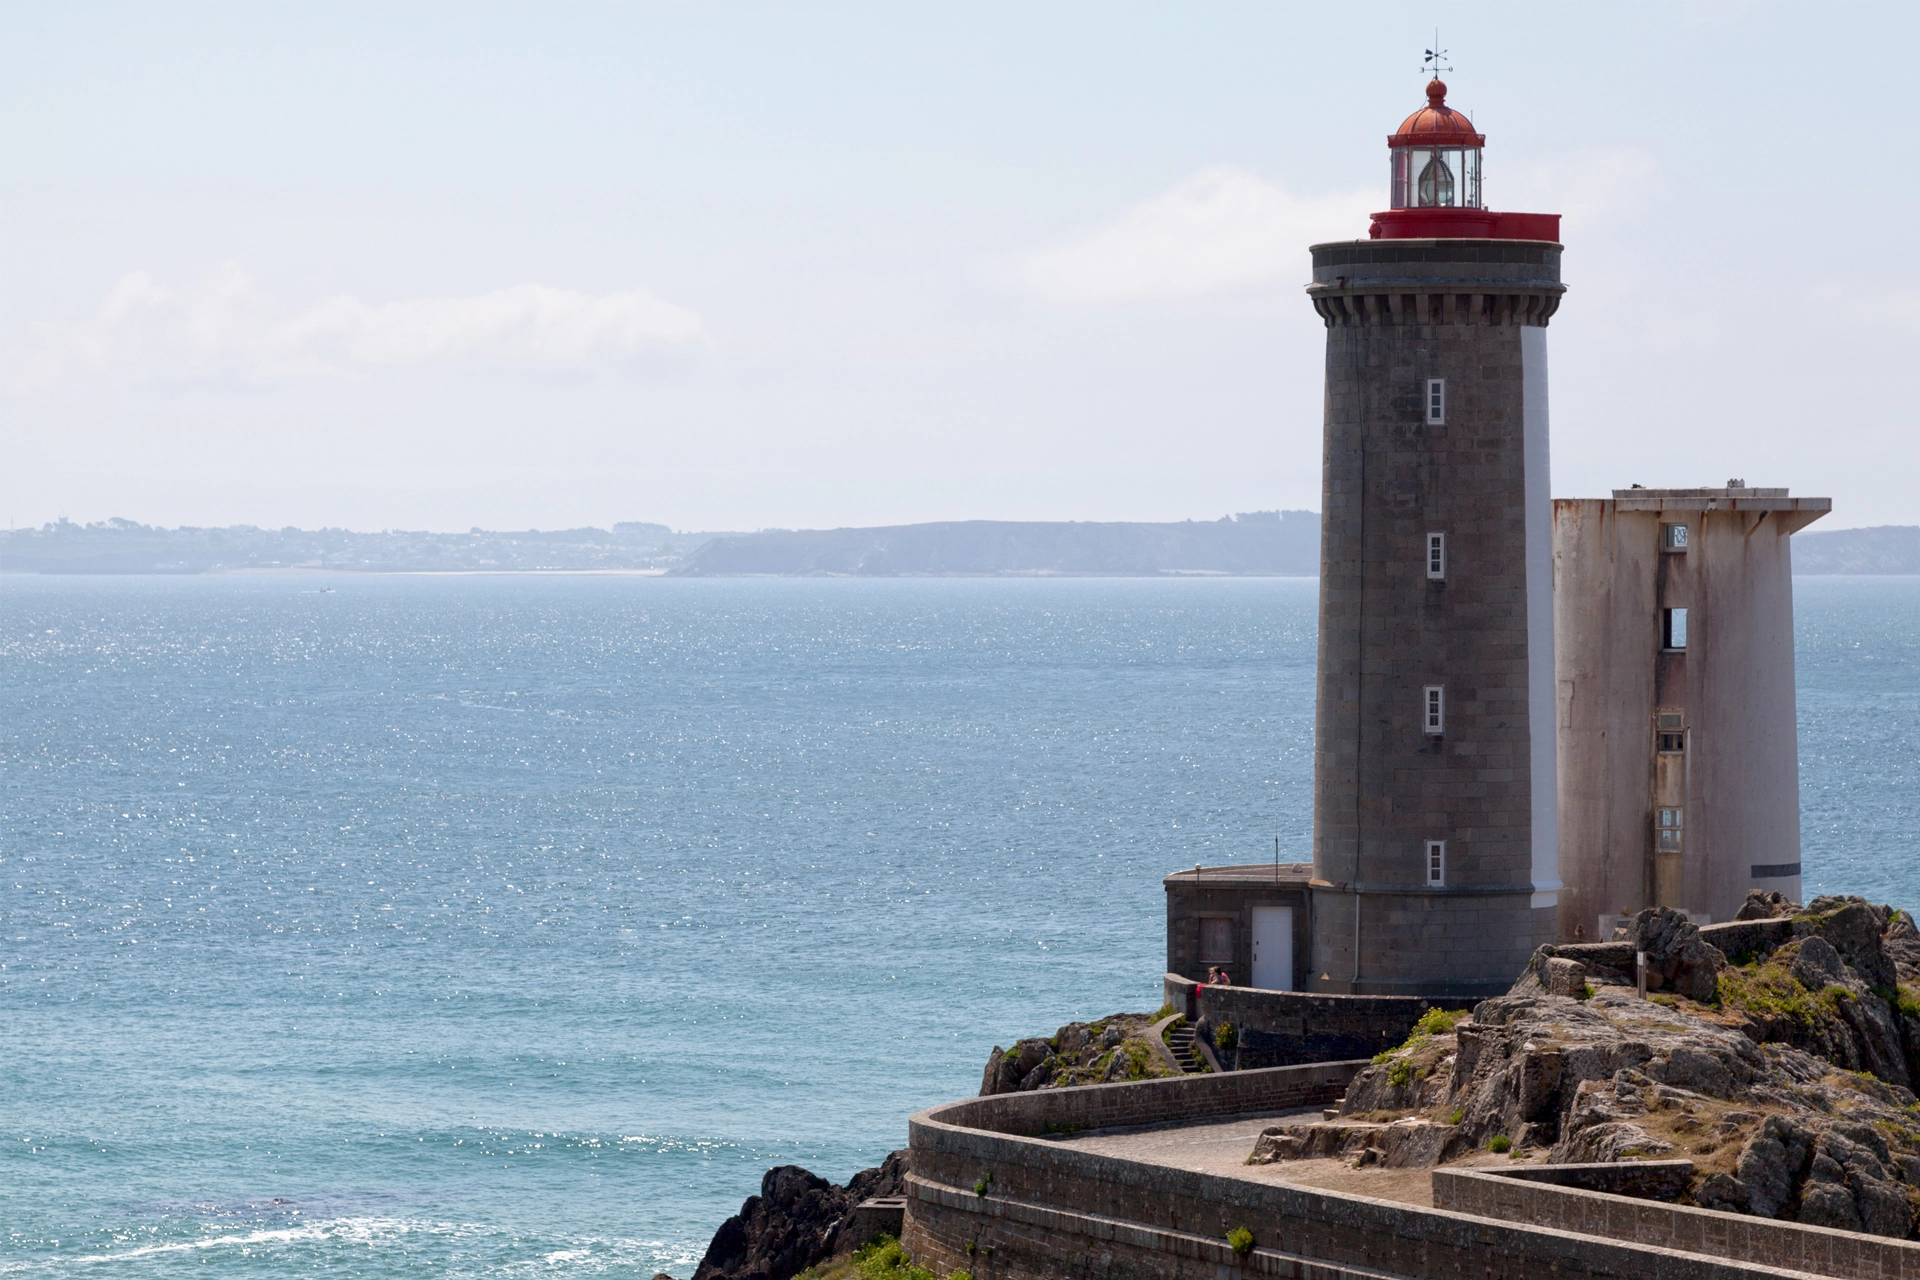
1735,890,1797,921
976,1013,1177,1094
1731,1115,1811,1218
979,1046,1006,1096
1555,1120,1675,1163
1247,1119,1453,1169
1887,910,1920,983
1625,907,1727,1002
1725,937,1914,1090
1018,1059,1056,1090
1799,899,1899,992
1544,957,1588,998
693,1151,909,1280
1240,897,1920,1239
1789,935,1846,989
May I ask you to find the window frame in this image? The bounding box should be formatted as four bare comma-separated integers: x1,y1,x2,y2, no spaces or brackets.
1657,807,1683,852
1425,840,1446,887
1662,523,1690,553
1423,684,1445,736
1425,378,1446,426
1663,607,1689,651
1426,532,1446,581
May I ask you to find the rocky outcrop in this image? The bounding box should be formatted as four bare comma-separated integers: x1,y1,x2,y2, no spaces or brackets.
1248,898,1920,1239
979,1013,1177,1094
692,1150,909,1280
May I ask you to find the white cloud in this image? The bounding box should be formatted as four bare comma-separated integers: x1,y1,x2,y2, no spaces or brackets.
1019,166,1375,304
1498,147,1657,228
16,263,705,387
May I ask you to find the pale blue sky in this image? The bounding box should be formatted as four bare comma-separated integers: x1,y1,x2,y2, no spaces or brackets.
1,1,1911,532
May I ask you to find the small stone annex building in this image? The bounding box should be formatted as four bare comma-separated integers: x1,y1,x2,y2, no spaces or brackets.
1163,80,1828,1000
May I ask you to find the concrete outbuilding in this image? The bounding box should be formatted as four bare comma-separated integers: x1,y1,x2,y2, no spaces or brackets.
1554,487,1829,937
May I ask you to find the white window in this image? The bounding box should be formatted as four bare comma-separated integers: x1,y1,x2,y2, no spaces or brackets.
1426,840,1446,886
1426,532,1446,580
1425,379,1445,425
1663,607,1688,650
1657,808,1683,851
1662,523,1689,552
1423,684,1445,735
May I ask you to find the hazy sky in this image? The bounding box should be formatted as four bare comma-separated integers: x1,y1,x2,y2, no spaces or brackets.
1,2,1911,532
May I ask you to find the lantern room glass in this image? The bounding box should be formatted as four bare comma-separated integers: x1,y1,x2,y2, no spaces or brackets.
1390,146,1482,210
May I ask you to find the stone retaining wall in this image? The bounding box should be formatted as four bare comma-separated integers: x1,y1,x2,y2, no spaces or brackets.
1164,973,1471,1069
1433,1167,1920,1280
904,1064,1855,1280
933,1058,1363,1136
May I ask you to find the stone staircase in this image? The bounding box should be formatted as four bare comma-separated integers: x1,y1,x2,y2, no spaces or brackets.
1164,1022,1204,1073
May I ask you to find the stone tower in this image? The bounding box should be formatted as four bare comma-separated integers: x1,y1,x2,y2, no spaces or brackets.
1305,79,1566,998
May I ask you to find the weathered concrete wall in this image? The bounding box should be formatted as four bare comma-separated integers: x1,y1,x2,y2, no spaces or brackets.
1163,972,1469,1068
1434,1166,1920,1280
905,1065,1833,1280
1554,492,1827,935
1162,866,1312,987
1305,240,1567,997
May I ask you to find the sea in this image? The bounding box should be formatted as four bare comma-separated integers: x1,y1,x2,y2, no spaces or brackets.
2,573,1915,1276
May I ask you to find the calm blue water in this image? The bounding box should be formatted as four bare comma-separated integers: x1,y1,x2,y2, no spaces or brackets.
1,574,1914,1276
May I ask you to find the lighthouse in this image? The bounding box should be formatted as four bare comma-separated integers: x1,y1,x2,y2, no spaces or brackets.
1304,79,1565,997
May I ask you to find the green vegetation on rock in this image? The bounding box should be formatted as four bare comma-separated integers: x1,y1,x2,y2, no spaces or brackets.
795,1237,970,1280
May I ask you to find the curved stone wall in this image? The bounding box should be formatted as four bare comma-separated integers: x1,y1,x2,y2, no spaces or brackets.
903,1063,1848,1280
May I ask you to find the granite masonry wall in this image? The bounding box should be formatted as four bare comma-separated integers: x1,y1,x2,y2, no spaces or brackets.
1305,240,1567,998
904,1063,1875,1280
1433,1166,1920,1280
1163,973,1471,1068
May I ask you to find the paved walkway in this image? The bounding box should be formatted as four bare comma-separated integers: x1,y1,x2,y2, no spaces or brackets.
1048,1108,1437,1207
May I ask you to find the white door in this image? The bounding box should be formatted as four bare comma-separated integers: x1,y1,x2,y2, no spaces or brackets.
1250,907,1293,992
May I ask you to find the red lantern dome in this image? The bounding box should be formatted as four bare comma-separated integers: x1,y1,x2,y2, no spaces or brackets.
1390,79,1486,150
1366,79,1559,243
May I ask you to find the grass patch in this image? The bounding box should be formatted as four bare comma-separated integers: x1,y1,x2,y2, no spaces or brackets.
795,1236,970,1280
1488,1135,1512,1154
1717,958,1857,1028
1226,1227,1254,1259
1152,1003,1178,1021
1447,1108,1465,1125
1213,1022,1238,1052
1388,1058,1416,1089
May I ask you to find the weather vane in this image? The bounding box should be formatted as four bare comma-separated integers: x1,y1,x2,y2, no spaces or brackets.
1422,30,1452,79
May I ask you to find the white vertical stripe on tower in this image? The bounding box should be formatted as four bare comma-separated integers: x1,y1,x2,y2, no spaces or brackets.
1522,326,1561,908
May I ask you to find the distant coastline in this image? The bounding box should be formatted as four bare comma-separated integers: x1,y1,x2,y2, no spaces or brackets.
5,515,1918,576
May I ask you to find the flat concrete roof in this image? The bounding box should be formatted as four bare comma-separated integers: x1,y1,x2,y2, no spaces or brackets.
1163,863,1315,888
1594,487,1832,514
